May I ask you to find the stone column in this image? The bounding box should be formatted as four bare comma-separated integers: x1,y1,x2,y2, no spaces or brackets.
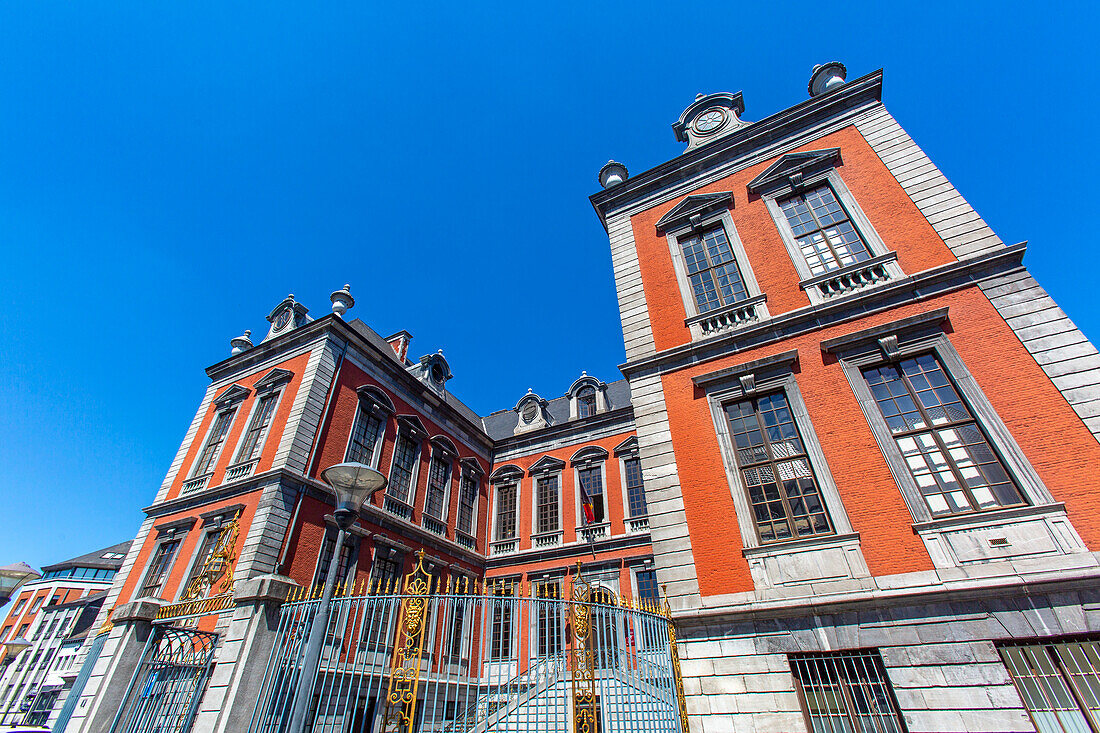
190,575,298,733
65,599,164,733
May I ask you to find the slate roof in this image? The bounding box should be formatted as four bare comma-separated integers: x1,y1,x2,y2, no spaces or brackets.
40,541,132,574
481,379,633,441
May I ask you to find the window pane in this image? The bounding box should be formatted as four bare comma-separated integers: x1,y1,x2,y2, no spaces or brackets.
457,475,478,536
139,539,181,598
388,433,419,504
425,455,450,519
790,650,905,733
680,226,749,314
237,393,278,463
535,580,563,657
781,184,871,275
578,466,605,523
1000,641,1100,733
536,475,560,534
490,583,514,661
496,483,517,540
624,458,647,518
577,387,597,419
346,406,384,466
194,409,236,476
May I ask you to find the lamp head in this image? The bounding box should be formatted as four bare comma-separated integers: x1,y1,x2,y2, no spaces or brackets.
0,562,40,602
3,636,31,659
320,463,387,530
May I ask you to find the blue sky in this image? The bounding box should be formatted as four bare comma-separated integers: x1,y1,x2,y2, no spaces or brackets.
0,1,1097,588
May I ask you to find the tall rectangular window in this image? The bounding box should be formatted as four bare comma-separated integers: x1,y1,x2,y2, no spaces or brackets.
779,184,872,276
235,393,278,463
313,533,356,588
424,455,451,520
725,392,833,543
635,569,661,646
680,225,749,314
999,638,1100,732
578,467,605,523
862,353,1023,517
489,582,514,661
495,483,517,540
790,650,906,733
193,409,236,476
367,552,403,650
535,580,563,658
577,387,597,418
181,529,221,596
447,575,471,662
387,433,420,505
139,539,181,598
624,458,647,518
535,475,559,534
346,406,385,467
457,475,478,536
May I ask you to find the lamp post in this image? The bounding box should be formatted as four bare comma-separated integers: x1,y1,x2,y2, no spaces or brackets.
286,462,386,733
0,637,32,727
0,564,39,608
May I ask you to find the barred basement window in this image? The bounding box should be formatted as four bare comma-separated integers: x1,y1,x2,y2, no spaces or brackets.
779,184,872,277
495,483,517,540
193,408,236,476
862,353,1024,517
999,638,1100,733
457,474,478,536
577,386,597,418
624,458,647,518
387,433,420,505
679,225,750,314
139,539,181,598
725,392,833,543
536,475,560,534
235,392,278,463
346,405,385,467
424,454,451,520
790,650,907,733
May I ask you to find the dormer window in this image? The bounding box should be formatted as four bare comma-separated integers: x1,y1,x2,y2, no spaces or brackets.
513,391,549,435
521,400,539,424
577,387,597,418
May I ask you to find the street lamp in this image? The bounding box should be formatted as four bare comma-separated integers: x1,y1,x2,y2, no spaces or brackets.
0,564,39,608
0,637,32,726
286,462,386,733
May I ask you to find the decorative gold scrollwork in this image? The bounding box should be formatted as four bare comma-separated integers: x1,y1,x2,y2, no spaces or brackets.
570,562,597,733
664,586,690,733
181,510,241,601
382,550,433,733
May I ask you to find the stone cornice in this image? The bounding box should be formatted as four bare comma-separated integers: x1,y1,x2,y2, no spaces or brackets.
619,243,1027,379
589,70,884,229
490,405,636,455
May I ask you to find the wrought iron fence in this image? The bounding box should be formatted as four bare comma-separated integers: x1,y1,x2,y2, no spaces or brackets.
249,556,688,733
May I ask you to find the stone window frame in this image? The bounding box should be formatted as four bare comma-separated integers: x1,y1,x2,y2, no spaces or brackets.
695,349,855,551
614,437,648,524
528,456,566,541
749,150,904,306
189,385,248,480
488,465,523,544
822,308,1055,526
384,415,428,516
657,194,770,340
342,386,395,470
423,436,457,527
455,458,484,542
134,517,196,599
571,446,611,535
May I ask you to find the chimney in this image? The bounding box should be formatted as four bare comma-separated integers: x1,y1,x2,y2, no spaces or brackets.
385,331,413,362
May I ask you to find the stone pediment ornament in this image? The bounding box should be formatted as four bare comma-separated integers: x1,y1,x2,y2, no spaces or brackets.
746,148,842,195
253,368,293,392
214,383,250,408
613,435,639,456
489,464,524,483
528,455,567,475
655,192,734,234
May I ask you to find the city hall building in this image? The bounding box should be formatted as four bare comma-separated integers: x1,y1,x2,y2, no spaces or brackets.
51,64,1100,733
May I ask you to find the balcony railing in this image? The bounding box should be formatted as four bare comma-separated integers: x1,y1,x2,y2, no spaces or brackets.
180,473,212,495
384,496,414,521
423,516,447,537
455,532,476,551
577,523,609,543
224,459,259,483
490,538,518,556
626,516,650,534
801,252,899,301
532,531,562,549
686,293,767,336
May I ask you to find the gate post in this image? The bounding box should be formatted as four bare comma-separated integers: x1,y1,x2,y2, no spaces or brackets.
66,599,164,733
201,574,299,733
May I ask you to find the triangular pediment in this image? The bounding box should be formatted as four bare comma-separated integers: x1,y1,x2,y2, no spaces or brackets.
614,436,639,456
253,368,293,392
747,148,842,194
528,456,566,475
214,384,250,407
395,414,428,437
655,192,733,233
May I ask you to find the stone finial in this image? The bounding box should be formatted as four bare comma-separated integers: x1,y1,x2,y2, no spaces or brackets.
330,284,354,316
808,62,847,97
598,160,628,189
230,330,253,356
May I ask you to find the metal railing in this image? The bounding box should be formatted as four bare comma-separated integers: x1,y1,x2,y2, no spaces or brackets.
248,561,687,733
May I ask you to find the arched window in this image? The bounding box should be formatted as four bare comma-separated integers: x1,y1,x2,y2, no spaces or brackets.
577,386,597,419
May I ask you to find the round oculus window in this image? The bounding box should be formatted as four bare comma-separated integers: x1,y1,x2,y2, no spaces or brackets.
430,362,447,385
521,400,538,423
693,108,727,135
273,308,292,331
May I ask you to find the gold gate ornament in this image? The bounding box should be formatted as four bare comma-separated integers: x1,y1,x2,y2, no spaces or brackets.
569,562,598,733
382,550,433,733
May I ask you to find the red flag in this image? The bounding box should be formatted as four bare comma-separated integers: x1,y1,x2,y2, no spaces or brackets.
579,478,595,524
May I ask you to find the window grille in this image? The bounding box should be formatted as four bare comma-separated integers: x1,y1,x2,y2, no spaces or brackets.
535,580,563,657
679,225,750,314
999,637,1100,732
790,649,906,733
181,529,221,594
447,575,471,662
388,432,420,504
624,458,647,518
779,184,872,276
193,409,236,476
346,405,384,466
139,539,182,598
724,392,833,543
578,466,605,523
489,583,514,661
862,353,1024,517
236,392,278,463
635,569,662,647
313,533,356,589
424,454,450,520
495,483,517,540
457,474,477,536
578,387,597,418
536,475,560,534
